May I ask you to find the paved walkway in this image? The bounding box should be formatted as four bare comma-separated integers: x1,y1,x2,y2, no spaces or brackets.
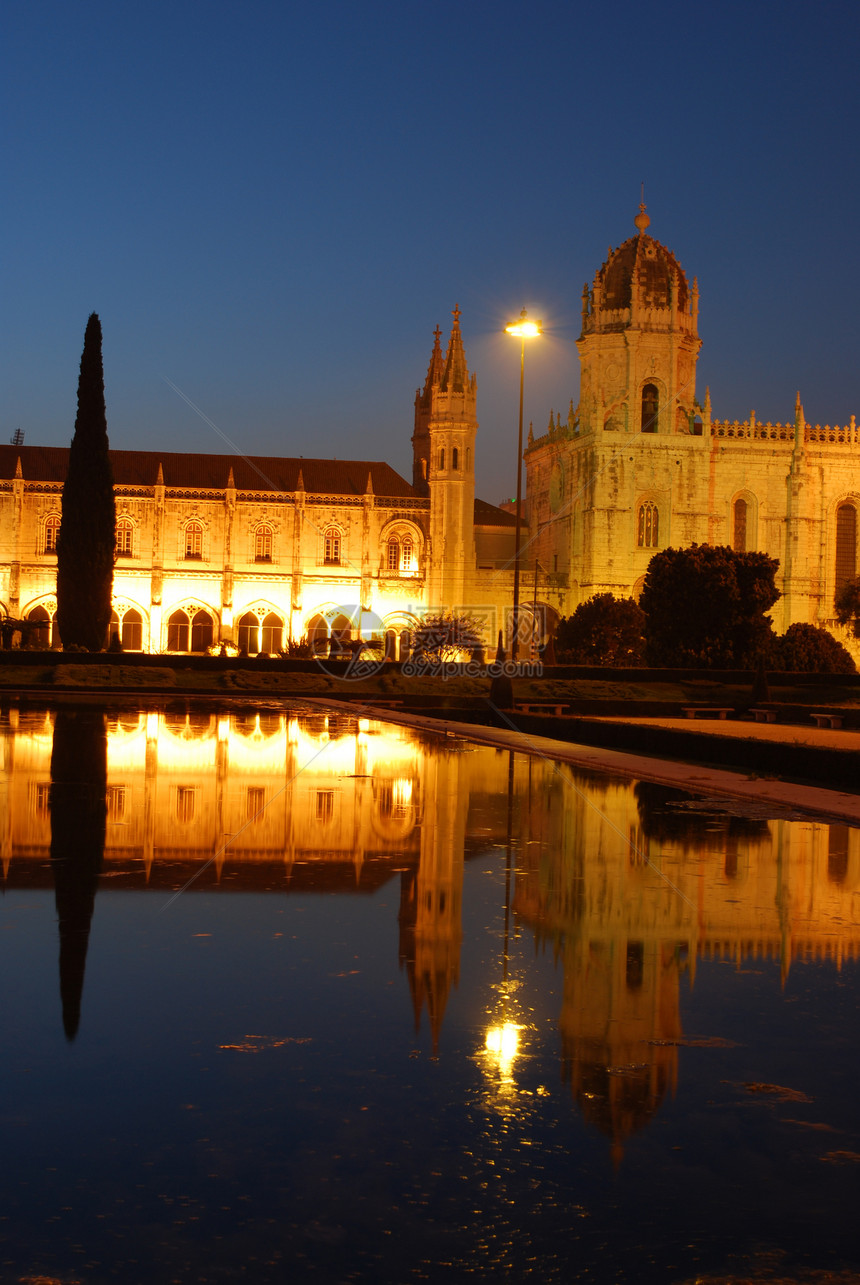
313,700,860,825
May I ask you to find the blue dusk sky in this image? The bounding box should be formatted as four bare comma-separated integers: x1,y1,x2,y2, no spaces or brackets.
4,0,860,505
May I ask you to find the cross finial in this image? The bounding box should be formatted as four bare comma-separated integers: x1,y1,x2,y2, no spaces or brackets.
452,304,461,325
433,324,442,344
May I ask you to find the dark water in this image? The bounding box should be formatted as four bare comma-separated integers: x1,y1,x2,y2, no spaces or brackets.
1,704,859,1283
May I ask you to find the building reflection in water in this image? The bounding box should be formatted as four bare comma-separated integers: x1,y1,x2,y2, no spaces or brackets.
2,704,859,1155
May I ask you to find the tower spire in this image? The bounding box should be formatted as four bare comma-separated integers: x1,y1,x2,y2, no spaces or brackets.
440,305,469,393
419,325,445,406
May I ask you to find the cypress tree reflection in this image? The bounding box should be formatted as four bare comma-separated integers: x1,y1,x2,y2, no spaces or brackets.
49,707,107,1041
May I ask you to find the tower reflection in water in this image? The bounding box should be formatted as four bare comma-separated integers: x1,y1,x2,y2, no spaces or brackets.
2,704,859,1155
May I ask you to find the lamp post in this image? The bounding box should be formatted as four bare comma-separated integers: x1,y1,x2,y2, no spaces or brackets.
505,308,542,660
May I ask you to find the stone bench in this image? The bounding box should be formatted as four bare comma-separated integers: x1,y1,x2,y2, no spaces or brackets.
681,707,734,720
810,711,844,729
750,708,778,723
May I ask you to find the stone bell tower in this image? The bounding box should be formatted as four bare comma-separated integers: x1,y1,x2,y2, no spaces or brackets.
412,308,477,610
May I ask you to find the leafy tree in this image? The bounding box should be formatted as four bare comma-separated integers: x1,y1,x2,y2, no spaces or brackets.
411,612,483,664
769,623,856,674
640,544,779,668
834,577,860,639
56,314,115,649
555,594,645,666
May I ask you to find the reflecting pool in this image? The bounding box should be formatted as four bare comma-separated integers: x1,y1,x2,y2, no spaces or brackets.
1,702,859,1283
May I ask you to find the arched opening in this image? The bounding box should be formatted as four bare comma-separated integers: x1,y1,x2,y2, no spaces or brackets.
384,629,396,660
122,609,143,651
260,612,282,654
330,613,352,655
452,447,459,470
401,537,414,571
637,502,659,548
399,628,412,661
835,502,857,596
641,383,659,433
732,498,747,552
108,610,121,647
387,538,400,572
439,448,445,470
27,604,56,648
190,610,214,652
237,611,260,655
167,609,190,652
307,614,328,653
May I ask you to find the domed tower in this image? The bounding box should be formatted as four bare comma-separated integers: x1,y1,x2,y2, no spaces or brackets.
575,203,704,436
578,203,702,437
525,207,712,607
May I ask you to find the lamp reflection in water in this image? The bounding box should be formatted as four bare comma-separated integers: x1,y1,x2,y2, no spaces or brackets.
479,751,528,1100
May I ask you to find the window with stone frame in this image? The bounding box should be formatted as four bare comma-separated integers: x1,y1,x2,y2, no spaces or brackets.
184,521,203,559
43,515,61,554
835,502,857,594
637,501,659,548
324,528,341,565
732,498,748,553
255,525,273,562
116,517,134,557
387,538,400,571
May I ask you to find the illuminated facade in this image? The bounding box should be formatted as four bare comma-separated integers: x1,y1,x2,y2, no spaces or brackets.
525,205,860,653
0,310,521,655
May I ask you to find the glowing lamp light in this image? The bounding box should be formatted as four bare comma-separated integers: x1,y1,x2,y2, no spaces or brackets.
505,313,542,340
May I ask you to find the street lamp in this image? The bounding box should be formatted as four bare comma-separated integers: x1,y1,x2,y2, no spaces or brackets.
505,308,542,660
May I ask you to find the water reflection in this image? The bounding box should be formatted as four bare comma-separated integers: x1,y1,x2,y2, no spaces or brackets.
1,704,859,1137
49,707,107,1040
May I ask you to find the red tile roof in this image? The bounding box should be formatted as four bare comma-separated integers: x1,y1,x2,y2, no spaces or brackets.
0,445,416,498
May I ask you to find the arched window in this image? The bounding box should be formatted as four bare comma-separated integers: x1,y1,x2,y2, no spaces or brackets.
387,538,400,571
836,502,857,594
238,611,259,654
27,605,56,648
307,614,328,653
439,448,445,470
43,515,60,554
399,628,412,661
641,383,659,433
185,522,203,559
116,518,134,557
121,609,143,651
401,536,414,571
167,609,190,651
452,447,459,470
732,498,747,552
261,612,282,654
108,611,121,647
637,502,659,548
255,526,272,563
330,613,351,655
190,610,214,652
324,529,341,565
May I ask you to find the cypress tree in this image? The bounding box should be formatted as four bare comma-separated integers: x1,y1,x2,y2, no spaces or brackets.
56,313,115,649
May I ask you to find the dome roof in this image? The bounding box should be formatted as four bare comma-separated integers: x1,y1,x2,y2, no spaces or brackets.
597,208,689,312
